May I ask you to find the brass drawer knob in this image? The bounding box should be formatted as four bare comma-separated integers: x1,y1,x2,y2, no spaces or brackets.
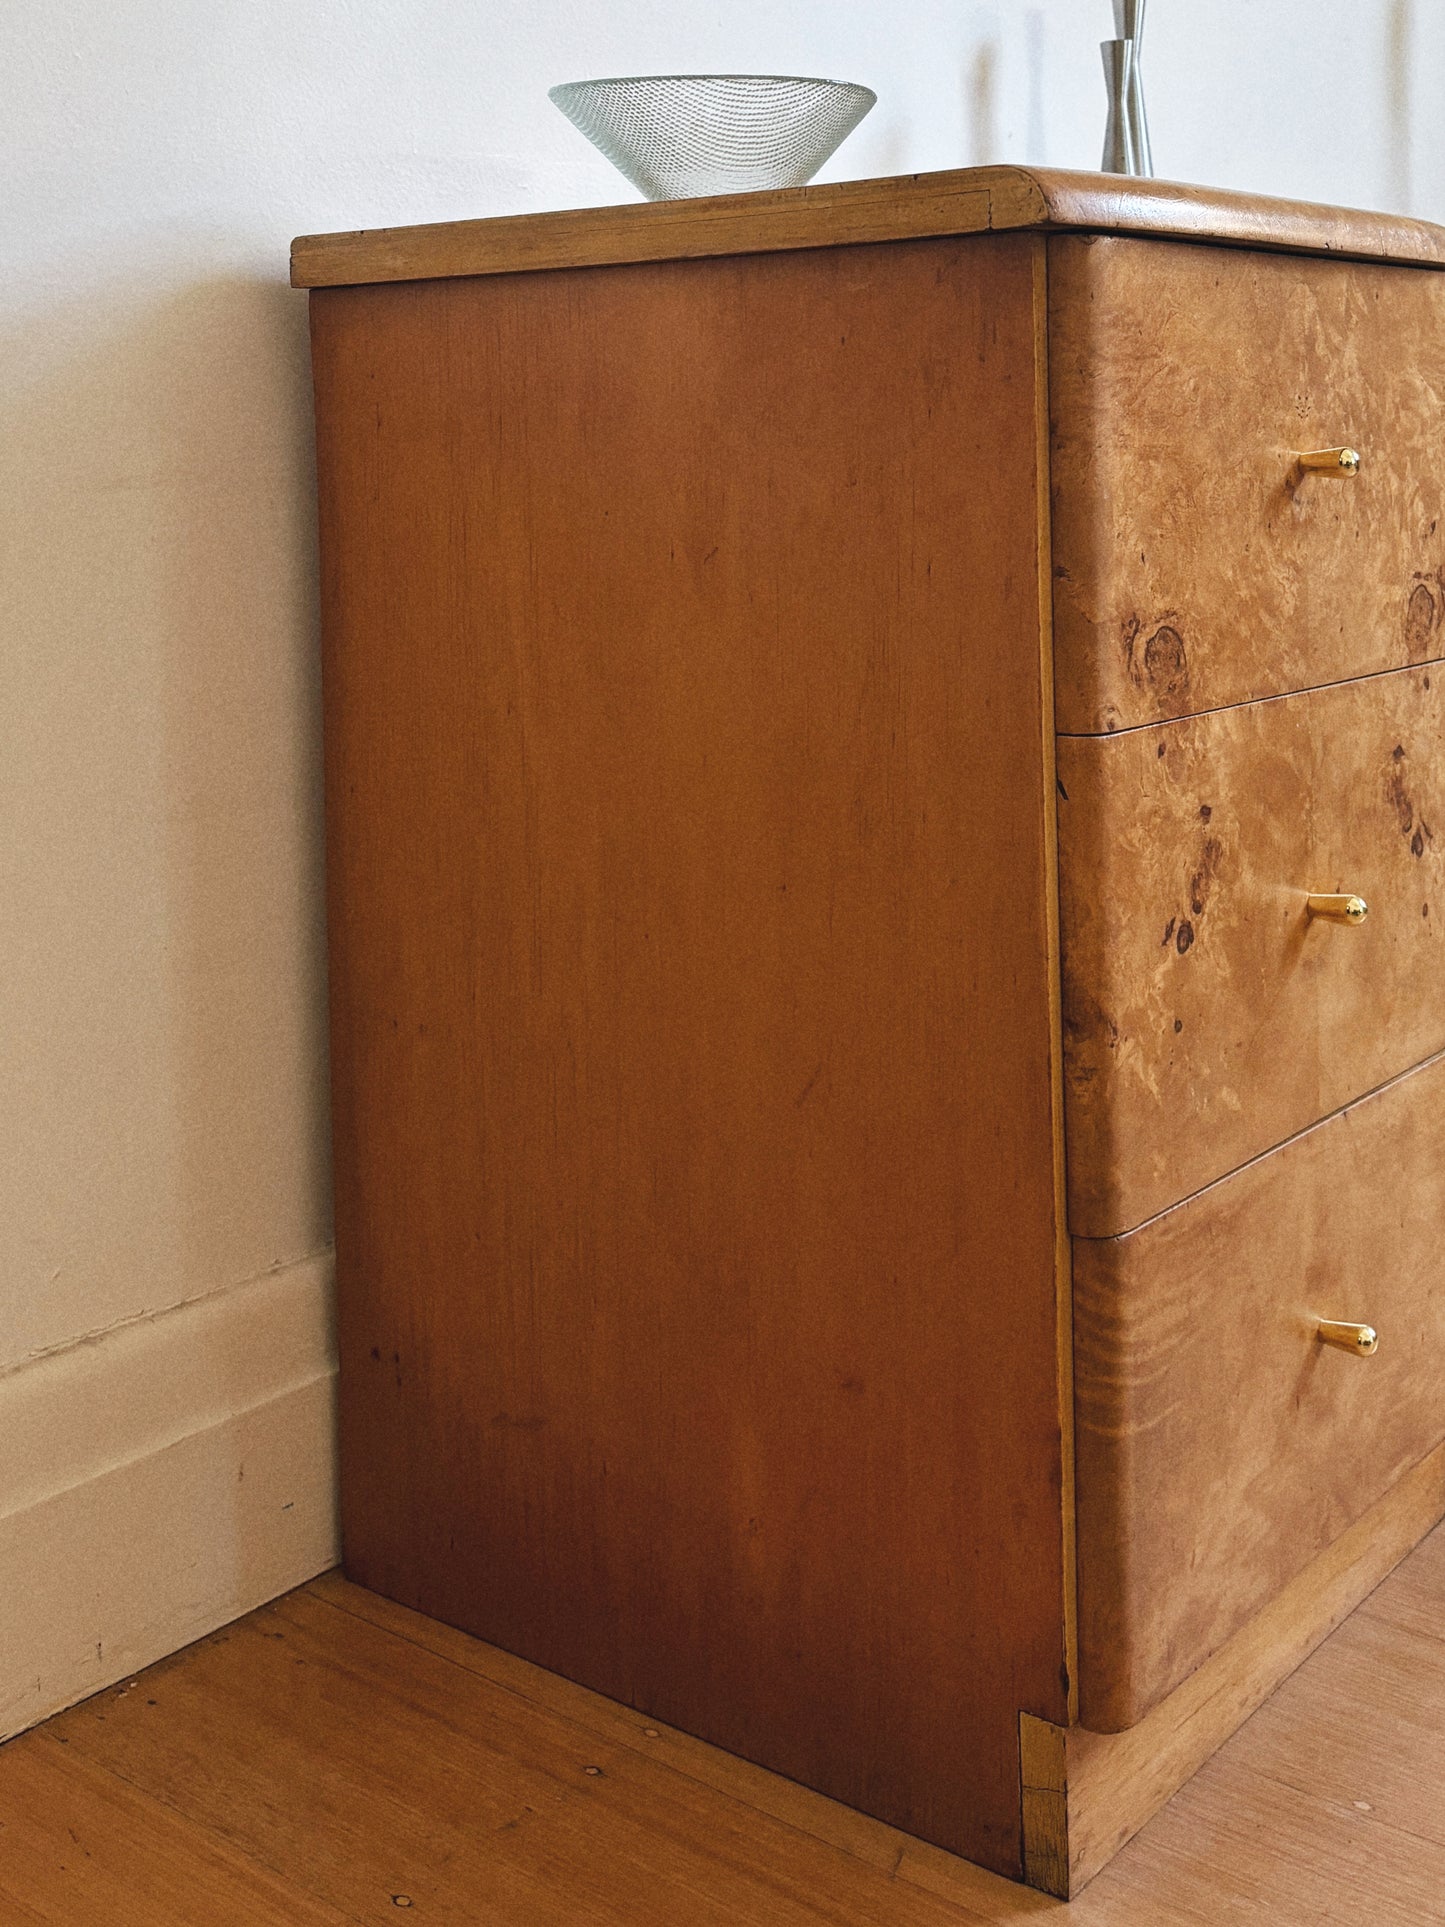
1298,446,1361,476
1318,1320,1379,1357
1306,892,1368,925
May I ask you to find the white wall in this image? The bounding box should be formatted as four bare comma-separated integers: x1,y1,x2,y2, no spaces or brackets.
2,0,1442,1734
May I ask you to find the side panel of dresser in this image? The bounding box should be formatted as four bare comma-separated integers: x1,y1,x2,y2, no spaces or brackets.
1049,234,1445,734
309,233,1072,1877
1057,665,1445,1236
1073,1051,1445,1732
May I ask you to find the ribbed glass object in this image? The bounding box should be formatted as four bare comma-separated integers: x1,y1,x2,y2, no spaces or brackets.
548,75,877,202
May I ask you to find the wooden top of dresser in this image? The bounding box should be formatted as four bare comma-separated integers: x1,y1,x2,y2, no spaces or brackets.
290,164,1445,290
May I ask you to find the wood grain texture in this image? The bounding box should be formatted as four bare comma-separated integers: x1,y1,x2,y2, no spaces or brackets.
1073,1055,1445,1730
1057,664,1445,1236
1220,1607,1445,1853
1079,1758,1445,1927
312,232,1068,1876
0,1735,352,1926
1023,1437,1445,1897
1029,239,1079,1729
290,165,1445,289
1360,1503,1445,1641
1050,236,1445,733
1019,1715,1070,1896
42,1591,1014,1927
307,1573,1044,1921
9,1530,1445,1923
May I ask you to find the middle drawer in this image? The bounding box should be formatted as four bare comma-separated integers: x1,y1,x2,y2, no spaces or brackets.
1058,662,1445,1237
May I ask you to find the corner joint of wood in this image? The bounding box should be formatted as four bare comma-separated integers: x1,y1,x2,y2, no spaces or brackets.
1019,1711,1073,1898
988,169,1053,235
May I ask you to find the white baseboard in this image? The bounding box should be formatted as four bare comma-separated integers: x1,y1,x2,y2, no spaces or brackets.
0,1251,339,1741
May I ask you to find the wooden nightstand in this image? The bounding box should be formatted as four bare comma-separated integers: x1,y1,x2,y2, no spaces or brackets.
294,167,1445,1895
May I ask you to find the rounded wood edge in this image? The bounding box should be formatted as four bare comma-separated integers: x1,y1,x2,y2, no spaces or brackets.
1020,168,1445,270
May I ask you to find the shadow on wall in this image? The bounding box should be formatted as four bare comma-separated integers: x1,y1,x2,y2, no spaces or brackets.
1387,0,1414,211
0,268,333,1365
967,41,999,168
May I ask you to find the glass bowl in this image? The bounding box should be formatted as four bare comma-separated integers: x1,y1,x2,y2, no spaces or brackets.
548,74,877,202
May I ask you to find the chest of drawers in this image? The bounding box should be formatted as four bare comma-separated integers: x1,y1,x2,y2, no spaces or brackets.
294,167,1445,1895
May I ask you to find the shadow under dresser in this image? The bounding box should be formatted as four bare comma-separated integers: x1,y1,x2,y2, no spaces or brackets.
293,166,1445,1896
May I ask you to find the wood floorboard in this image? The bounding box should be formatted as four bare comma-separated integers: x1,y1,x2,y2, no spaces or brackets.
1071,1762,1445,1927
0,1735,354,1925
303,1571,1039,1917
1359,1520,1445,1644
1,1524,1441,1925
37,1593,1029,1927
1208,1611,1445,1852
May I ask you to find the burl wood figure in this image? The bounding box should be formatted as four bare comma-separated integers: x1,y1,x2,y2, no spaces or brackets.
294,167,1445,1896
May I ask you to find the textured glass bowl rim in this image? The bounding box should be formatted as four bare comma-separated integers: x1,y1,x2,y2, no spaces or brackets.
549,74,878,102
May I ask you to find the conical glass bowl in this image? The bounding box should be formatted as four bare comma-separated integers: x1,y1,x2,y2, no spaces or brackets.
548,74,877,202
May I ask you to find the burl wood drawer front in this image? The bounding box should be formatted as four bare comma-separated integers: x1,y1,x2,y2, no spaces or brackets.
1050,235,1445,734
1058,663,1445,1238
1074,1049,1445,1732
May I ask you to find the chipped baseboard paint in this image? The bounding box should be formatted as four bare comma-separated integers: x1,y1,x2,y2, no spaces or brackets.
0,1250,338,1740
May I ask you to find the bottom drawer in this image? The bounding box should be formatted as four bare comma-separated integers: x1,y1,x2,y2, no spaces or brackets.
1074,1050,1445,1732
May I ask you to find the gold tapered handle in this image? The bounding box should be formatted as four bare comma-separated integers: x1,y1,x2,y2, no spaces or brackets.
1318,1320,1379,1357
1306,892,1368,924
1298,447,1361,476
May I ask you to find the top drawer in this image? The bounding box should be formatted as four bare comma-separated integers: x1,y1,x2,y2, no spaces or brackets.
1050,236,1445,733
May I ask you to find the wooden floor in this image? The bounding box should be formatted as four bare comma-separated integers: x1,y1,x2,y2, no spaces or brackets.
3,1528,1443,1924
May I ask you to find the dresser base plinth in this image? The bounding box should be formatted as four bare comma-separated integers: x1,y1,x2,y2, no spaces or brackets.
1021,1437,1445,1898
